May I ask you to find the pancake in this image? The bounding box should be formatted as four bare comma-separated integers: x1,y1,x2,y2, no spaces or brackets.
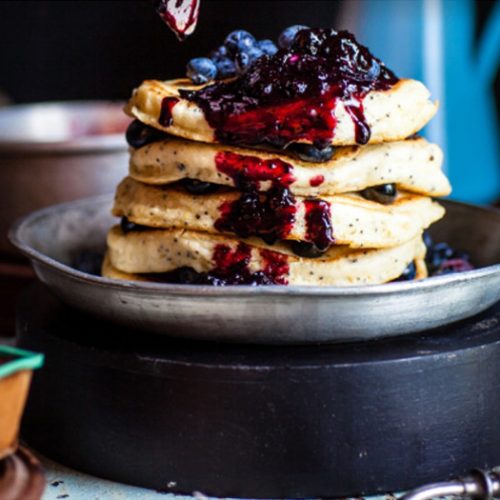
104,227,427,286
113,177,445,249
125,78,437,147
130,135,450,197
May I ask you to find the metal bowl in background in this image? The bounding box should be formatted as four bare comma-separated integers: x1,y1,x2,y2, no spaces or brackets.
9,196,500,344
0,101,130,256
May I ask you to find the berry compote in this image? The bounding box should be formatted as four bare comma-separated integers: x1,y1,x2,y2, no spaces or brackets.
214,151,297,244
143,243,289,285
180,29,398,147
213,151,334,250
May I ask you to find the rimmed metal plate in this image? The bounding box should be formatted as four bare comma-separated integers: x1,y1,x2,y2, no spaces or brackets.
9,195,500,344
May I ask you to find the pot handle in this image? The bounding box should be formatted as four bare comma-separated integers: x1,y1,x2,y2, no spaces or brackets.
399,470,500,500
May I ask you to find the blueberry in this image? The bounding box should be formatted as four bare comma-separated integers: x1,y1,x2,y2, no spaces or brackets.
278,25,309,49
214,57,237,78
423,231,433,250
394,262,416,281
291,29,323,55
120,217,148,234
234,52,250,73
290,143,335,163
290,241,327,258
186,57,217,84
209,45,229,59
182,179,220,194
224,30,256,55
235,46,264,74
361,184,397,205
425,240,473,276
430,242,455,270
258,39,278,56
199,273,227,286
72,250,103,276
366,58,381,80
176,267,201,284
126,119,167,148
435,258,474,275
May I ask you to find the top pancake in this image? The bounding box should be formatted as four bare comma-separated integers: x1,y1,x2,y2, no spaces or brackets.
125,78,438,147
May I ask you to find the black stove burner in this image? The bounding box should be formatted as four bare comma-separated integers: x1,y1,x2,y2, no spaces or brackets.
17,284,500,498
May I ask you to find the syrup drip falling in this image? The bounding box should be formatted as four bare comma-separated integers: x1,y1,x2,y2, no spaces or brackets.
304,198,334,251
153,0,200,41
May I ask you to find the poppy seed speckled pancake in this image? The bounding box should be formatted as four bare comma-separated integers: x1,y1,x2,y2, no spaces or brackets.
125,78,437,147
129,136,450,197
104,227,427,286
113,177,444,249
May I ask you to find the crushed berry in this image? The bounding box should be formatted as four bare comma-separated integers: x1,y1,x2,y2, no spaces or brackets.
159,97,179,126
214,151,334,249
215,188,296,244
215,151,295,190
424,234,474,276
309,175,325,187
181,29,398,147
214,151,297,243
144,243,289,285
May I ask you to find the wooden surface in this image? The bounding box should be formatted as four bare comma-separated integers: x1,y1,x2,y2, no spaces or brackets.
0,446,45,500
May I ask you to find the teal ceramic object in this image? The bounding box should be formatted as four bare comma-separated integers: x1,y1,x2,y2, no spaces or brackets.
339,0,500,203
0,345,44,379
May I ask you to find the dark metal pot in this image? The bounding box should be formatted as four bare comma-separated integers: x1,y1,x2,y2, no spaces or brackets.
0,101,130,256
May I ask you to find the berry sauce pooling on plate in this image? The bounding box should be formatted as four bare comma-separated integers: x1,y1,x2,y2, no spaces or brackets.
159,97,179,127
180,28,398,147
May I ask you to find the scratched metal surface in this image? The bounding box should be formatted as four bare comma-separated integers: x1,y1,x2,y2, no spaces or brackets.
35,451,500,499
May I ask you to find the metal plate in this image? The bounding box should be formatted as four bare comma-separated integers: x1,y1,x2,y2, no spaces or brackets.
9,195,500,344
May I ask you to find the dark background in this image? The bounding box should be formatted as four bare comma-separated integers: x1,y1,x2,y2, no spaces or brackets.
0,0,496,148
0,0,497,108
0,0,341,103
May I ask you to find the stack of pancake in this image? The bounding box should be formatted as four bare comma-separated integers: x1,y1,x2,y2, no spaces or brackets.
102,31,451,286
